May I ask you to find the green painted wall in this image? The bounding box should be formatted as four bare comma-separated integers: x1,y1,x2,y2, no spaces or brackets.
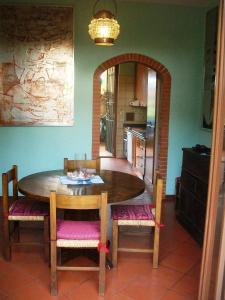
0,0,212,194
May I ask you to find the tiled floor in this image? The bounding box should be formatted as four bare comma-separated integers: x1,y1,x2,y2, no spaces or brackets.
0,158,202,300
99,144,113,157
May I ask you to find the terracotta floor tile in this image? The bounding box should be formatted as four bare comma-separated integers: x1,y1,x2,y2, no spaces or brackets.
121,279,168,300
2,245,46,268
118,232,153,250
105,291,135,300
37,257,98,293
0,291,10,300
0,257,21,275
172,242,202,259
159,236,184,255
136,266,184,289
172,275,199,298
0,268,35,299
58,270,94,293
185,236,200,246
12,280,70,300
160,290,196,300
65,277,104,300
166,225,192,243
12,257,49,279
186,262,201,279
116,251,154,266
160,253,197,273
104,263,140,296
161,222,188,234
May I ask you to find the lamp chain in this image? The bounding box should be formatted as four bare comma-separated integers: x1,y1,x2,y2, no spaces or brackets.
92,0,117,16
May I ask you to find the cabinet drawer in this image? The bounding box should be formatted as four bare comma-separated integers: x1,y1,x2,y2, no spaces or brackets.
136,156,145,173
195,181,208,203
136,139,145,153
180,170,208,203
179,188,192,219
182,149,210,183
190,197,206,233
180,170,197,194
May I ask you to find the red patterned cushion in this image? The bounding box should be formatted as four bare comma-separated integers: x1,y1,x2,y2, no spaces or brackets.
57,220,100,240
111,204,154,221
9,199,49,216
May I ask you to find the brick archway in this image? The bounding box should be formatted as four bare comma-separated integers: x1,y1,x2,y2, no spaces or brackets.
92,53,171,192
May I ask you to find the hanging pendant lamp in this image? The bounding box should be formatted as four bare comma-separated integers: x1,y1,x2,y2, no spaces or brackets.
88,0,120,46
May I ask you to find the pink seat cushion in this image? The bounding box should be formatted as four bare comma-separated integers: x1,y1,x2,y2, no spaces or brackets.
9,199,49,216
57,220,100,240
111,204,154,221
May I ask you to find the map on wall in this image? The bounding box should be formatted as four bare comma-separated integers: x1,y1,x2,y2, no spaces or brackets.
0,6,74,126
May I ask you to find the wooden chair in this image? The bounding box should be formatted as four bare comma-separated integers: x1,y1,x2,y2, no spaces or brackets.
2,165,49,261
111,174,163,268
64,157,100,173
50,191,108,296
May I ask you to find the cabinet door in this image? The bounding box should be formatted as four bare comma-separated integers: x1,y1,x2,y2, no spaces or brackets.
135,137,145,174
178,186,204,244
135,64,148,106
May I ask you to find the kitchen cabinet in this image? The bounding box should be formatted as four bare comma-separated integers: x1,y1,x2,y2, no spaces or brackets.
135,136,145,175
175,148,210,244
127,132,136,167
126,129,146,173
135,64,148,107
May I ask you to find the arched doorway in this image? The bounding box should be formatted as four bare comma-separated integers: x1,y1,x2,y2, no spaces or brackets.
92,53,171,192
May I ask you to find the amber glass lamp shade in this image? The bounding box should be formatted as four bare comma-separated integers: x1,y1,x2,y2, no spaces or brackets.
88,9,120,46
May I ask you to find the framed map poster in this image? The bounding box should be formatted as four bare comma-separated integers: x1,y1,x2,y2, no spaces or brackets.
0,5,74,126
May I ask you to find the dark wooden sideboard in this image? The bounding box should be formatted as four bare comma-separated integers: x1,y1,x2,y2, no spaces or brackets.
176,148,210,244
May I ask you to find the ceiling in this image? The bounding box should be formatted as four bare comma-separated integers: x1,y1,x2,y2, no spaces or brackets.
119,0,215,6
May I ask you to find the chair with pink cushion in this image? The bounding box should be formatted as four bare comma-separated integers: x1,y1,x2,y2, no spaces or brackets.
111,174,163,268
50,191,108,296
2,165,49,261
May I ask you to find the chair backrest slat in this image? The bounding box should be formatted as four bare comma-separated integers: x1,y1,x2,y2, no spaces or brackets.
64,158,100,173
2,165,18,215
12,165,18,198
55,194,102,210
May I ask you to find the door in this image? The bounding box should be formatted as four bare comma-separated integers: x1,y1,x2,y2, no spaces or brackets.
105,66,117,155
198,0,225,298
145,69,157,183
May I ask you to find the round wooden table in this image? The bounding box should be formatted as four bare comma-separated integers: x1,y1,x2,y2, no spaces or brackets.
18,169,145,203
18,169,145,268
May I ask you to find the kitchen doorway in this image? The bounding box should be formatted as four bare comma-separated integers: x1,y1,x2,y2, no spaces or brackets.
92,53,171,192
99,62,158,183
